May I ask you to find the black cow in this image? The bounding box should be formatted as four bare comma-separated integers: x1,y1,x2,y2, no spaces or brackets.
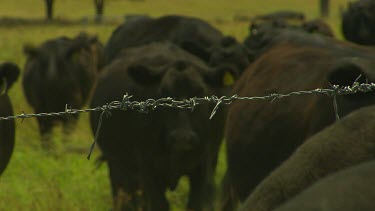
244,13,334,62
90,42,231,211
220,31,375,211
104,15,250,79
274,159,375,211
0,62,20,176
342,0,375,45
23,32,104,148
240,105,375,211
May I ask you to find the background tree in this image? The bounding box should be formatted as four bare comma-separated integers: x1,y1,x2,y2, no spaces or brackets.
320,0,330,17
45,0,54,20
94,0,104,23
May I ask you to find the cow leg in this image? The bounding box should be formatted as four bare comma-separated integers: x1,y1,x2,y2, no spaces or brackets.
141,165,169,211
187,165,215,211
37,116,54,150
107,158,142,211
143,182,169,211
219,171,239,211
62,113,79,135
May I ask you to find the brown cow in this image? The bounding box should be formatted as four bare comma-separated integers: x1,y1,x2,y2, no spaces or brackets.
240,105,375,211
274,159,375,211
221,31,375,211
0,62,20,176
275,160,375,211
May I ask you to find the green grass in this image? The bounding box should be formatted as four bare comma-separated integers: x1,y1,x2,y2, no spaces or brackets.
0,0,351,210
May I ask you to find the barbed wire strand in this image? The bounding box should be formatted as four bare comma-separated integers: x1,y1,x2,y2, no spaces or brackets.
0,82,373,159
1,83,373,122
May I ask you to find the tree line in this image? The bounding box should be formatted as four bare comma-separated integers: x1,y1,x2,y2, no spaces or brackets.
43,0,330,23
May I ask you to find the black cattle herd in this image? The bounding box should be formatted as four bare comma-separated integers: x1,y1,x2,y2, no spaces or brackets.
1,0,375,210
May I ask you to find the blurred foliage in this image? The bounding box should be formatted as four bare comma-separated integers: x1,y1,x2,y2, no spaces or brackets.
0,0,351,210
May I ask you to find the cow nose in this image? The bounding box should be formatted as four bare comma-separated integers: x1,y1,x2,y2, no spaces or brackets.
167,130,200,151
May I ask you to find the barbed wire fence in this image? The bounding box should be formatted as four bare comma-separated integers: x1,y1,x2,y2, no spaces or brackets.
1,82,374,159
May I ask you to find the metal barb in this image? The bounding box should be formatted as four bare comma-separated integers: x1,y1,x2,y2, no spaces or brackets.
188,98,196,112
333,94,340,121
269,93,282,103
209,97,223,119
329,84,341,121
20,111,26,124
87,104,112,160
120,93,132,110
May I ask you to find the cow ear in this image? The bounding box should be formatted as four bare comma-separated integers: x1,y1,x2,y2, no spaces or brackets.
128,64,162,85
79,32,100,46
328,62,367,87
0,62,20,95
87,35,105,69
67,33,92,61
23,44,38,57
222,70,235,86
76,31,91,42
67,36,85,62
76,32,101,47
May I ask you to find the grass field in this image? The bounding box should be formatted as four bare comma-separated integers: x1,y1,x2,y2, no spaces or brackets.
0,0,351,210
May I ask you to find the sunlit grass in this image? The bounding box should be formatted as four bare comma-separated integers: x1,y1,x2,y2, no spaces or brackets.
0,0,351,210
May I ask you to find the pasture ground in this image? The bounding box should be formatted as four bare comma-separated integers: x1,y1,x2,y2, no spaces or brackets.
0,0,350,210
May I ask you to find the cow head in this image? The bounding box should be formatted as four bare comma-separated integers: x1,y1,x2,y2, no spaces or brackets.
24,32,103,80
126,43,234,98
